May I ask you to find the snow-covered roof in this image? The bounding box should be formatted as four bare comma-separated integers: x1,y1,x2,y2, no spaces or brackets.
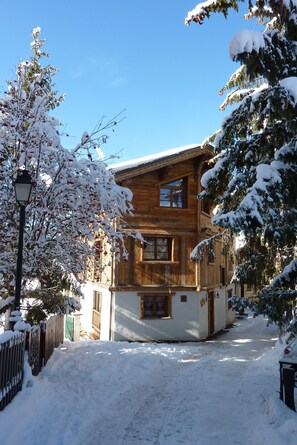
109,143,209,175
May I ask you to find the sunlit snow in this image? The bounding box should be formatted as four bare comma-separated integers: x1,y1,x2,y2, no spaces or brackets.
0,315,296,445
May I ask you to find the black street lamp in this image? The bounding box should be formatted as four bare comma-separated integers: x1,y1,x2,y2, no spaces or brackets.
13,170,34,313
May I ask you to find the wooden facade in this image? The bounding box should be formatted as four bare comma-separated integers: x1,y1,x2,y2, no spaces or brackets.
82,144,235,342
112,144,233,293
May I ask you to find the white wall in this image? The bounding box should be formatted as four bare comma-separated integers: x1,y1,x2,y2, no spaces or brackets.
80,284,235,342
226,284,236,326
197,291,208,340
112,291,209,342
80,283,111,340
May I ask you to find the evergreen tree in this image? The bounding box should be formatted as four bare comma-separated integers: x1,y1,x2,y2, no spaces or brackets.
186,1,297,325
0,28,134,319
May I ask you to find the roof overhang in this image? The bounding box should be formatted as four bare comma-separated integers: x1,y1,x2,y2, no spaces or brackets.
110,143,214,182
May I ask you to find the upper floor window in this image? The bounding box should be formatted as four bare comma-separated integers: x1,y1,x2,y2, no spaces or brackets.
160,177,187,208
143,237,172,261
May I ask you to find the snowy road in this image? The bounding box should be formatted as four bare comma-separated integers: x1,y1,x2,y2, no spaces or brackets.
76,316,278,445
1,314,296,445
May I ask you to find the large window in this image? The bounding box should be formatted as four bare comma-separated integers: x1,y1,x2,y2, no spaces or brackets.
160,178,187,208
143,237,172,261
140,294,172,319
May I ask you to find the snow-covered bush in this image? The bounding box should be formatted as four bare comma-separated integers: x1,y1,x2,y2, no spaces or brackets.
230,295,249,315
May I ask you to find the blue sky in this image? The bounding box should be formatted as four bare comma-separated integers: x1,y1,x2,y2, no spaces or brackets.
0,1,255,162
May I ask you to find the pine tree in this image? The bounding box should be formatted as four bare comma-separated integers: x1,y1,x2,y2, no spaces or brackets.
0,28,134,319
186,1,297,326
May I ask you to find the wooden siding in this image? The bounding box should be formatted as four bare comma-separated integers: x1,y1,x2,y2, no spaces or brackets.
114,155,232,291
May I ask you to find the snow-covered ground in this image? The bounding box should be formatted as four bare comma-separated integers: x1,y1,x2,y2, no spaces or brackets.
0,314,296,445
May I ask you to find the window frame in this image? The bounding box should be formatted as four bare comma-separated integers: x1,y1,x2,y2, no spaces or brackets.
139,293,173,319
142,236,173,262
93,291,102,313
159,177,188,209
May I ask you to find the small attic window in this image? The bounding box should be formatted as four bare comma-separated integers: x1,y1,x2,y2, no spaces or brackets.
160,177,187,208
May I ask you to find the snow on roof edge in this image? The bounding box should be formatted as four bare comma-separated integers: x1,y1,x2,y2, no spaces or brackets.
108,144,204,173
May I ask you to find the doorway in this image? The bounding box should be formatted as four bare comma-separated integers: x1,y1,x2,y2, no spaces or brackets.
208,290,215,336
92,291,102,338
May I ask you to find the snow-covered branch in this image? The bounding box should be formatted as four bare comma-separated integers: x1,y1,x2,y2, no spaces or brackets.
0,28,135,314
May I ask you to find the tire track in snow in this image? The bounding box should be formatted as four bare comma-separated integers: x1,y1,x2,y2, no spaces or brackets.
78,319,278,444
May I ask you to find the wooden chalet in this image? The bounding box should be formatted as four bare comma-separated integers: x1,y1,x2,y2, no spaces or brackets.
80,144,235,341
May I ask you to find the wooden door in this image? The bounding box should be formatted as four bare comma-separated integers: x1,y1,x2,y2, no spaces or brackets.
208,290,215,336
92,291,102,338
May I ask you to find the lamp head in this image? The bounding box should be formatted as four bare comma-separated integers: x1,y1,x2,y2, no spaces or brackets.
14,170,34,206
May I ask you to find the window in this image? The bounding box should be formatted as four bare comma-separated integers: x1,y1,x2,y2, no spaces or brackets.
160,178,187,208
140,294,172,319
143,237,172,261
92,291,102,335
93,291,102,313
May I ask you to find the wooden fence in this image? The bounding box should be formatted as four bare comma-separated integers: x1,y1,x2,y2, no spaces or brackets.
0,332,25,411
28,313,64,376
28,325,42,376
0,313,64,410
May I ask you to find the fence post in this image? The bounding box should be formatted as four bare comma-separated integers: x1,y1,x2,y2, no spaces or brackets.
28,326,42,376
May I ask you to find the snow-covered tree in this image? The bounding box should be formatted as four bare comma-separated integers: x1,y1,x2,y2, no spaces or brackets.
0,28,134,318
186,1,297,324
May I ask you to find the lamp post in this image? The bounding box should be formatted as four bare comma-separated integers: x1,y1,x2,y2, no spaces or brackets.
13,170,34,313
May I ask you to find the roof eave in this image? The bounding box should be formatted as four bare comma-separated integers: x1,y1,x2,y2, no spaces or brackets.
113,144,213,181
